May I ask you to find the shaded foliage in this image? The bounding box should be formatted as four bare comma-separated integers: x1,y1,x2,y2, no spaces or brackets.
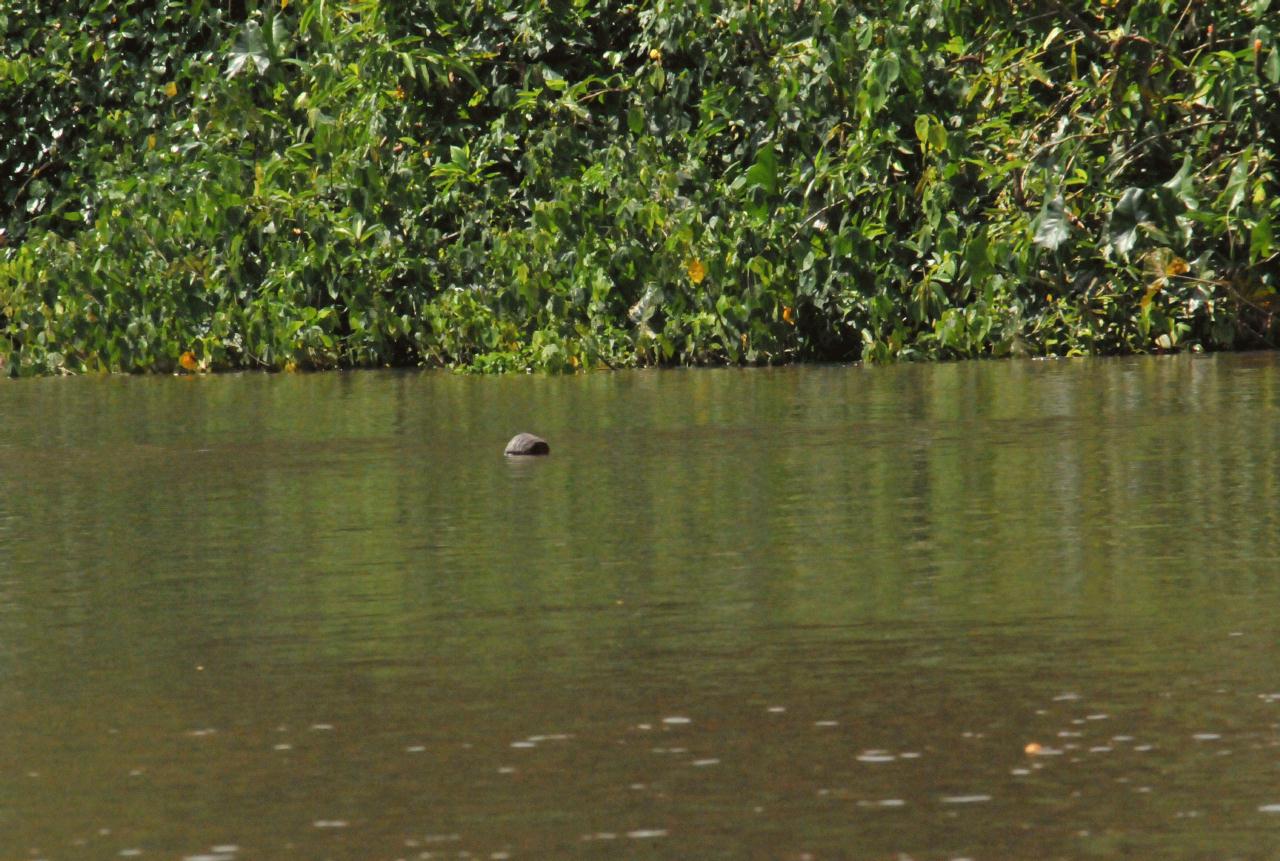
1,0,1277,374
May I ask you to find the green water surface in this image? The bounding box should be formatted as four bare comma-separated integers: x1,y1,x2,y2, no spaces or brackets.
3,355,1280,859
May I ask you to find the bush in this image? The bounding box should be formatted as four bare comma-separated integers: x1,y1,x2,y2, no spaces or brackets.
2,0,1277,375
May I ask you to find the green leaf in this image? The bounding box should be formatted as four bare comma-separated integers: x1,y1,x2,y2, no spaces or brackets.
1033,195,1070,252
1109,187,1149,257
745,145,777,194
1251,216,1273,262
873,54,899,91
914,114,931,144
226,21,269,78
1226,149,1251,212
1162,155,1196,208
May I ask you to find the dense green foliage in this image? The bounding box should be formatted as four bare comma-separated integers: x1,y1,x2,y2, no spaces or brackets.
1,0,1277,374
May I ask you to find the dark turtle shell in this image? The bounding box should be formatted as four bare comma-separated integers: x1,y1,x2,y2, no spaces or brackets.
504,432,550,456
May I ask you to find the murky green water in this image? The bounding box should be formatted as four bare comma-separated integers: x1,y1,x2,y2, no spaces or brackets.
3,355,1280,859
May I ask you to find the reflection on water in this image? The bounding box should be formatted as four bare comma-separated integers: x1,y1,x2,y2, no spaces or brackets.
3,355,1280,858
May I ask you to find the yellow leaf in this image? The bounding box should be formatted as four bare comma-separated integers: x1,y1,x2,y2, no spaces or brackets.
782,305,795,325
686,258,706,284
1167,257,1189,277
1140,280,1162,312
146,134,156,150
179,351,198,372
281,0,289,7
164,81,177,98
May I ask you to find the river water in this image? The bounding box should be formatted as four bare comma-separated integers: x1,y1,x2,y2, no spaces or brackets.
3,354,1280,859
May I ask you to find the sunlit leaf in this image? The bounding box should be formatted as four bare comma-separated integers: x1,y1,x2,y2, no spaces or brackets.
226,21,269,78
1033,195,1070,252
1109,188,1149,257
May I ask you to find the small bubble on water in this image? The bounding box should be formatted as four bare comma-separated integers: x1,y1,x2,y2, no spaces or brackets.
626,829,668,839
941,795,992,804
509,741,536,749
636,723,652,730
312,820,348,829
857,752,895,763
1086,714,1109,721
274,744,292,751
662,716,691,725
118,851,142,858
856,798,906,808
498,766,515,774
814,720,839,727
1193,733,1221,741
1258,804,1280,813
310,724,334,731
209,847,237,854
899,751,921,759
1053,693,1081,702
691,758,720,767
580,833,617,841
767,706,786,713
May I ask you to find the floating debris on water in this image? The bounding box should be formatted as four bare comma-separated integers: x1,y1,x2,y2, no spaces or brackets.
626,829,668,839
941,795,992,804
662,716,691,725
